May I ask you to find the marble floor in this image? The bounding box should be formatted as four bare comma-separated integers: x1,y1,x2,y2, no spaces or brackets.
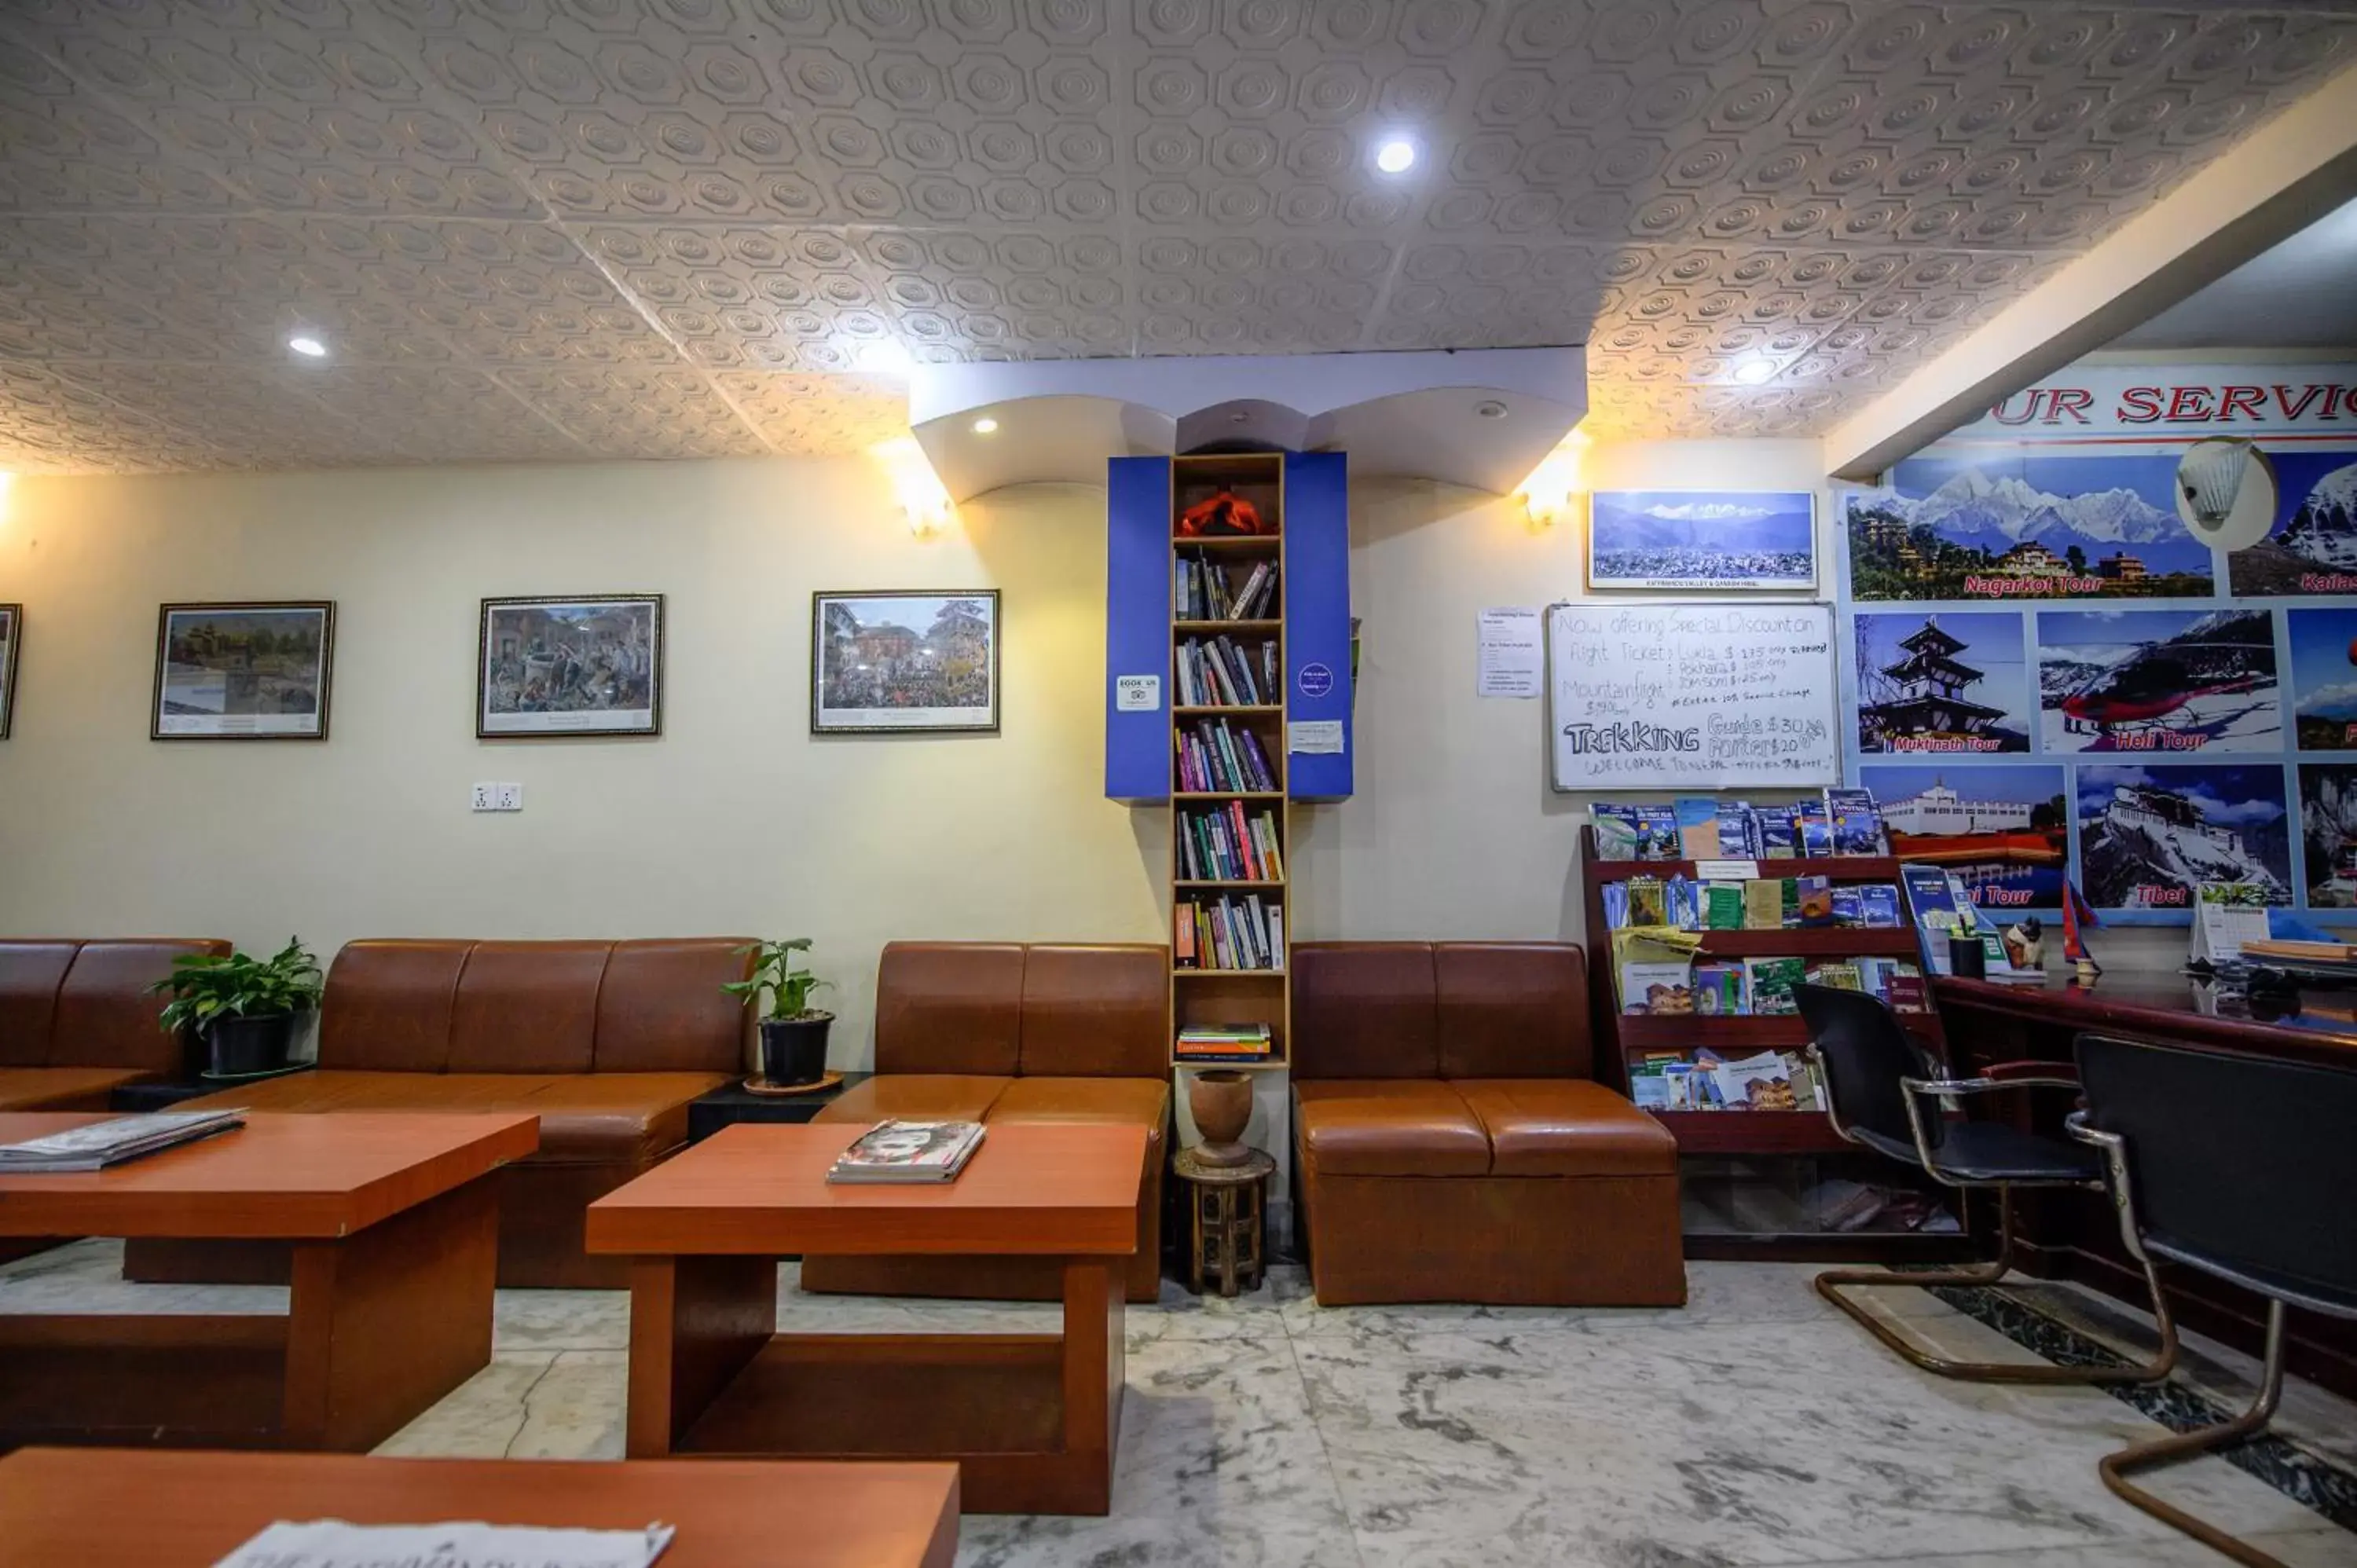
3,1241,2354,1568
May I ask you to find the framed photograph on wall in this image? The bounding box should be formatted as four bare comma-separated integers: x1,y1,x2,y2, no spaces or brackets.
478,594,663,738
1587,489,1817,591
812,590,1000,735
152,602,335,741
0,604,18,740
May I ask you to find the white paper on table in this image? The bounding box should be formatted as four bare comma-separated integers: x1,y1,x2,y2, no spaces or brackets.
1475,606,1542,698
212,1519,677,1568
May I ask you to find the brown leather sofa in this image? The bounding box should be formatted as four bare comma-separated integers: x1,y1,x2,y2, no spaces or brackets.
1291,941,1684,1306
0,939,229,1110
139,937,753,1288
798,941,1171,1303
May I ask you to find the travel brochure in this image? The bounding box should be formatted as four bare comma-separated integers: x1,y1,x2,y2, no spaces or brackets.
827,1119,987,1185
1629,1049,1825,1114
1611,944,1925,1019
1592,789,1886,863
1602,874,1905,934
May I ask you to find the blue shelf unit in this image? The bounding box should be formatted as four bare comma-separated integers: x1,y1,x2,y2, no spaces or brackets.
1104,449,1354,804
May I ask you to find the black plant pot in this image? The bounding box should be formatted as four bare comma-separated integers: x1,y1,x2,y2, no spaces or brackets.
759,1013,834,1086
203,1012,298,1079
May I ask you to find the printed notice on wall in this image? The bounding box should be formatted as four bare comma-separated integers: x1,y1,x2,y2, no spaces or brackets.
1546,601,1840,790
1476,607,1543,698
1288,720,1343,754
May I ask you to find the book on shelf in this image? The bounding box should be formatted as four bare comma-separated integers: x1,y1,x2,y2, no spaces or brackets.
1757,803,1798,859
1673,797,1720,860
1824,787,1888,855
1178,893,1283,972
1795,874,1835,927
1175,557,1279,622
1744,956,1807,1015
1692,961,1748,1016
0,1108,244,1174
1741,878,1785,930
1805,962,1863,991
1178,802,1283,882
1793,799,1834,857
1899,863,1978,975
1175,717,1279,793
1714,1050,1798,1111
1175,635,1274,708
1175,1022,1274,1063
1619,960,1693,1016
827,1119,986,1184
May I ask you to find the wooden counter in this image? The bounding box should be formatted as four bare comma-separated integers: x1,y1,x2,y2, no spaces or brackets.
1934,970,2357,1398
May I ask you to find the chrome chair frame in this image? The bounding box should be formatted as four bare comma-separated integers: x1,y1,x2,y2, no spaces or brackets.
1805,1046,2179,1385
2070,1109,2352,1568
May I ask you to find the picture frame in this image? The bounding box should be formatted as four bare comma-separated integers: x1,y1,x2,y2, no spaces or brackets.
152,602,335,742
478,594,664,738
0,604,17,740
1586,489,1818,592
812,590,1000,735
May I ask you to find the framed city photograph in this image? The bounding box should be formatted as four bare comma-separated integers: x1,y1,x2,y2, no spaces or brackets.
812,590,999,735
0,604,18,740
1587,489,1817,591
152,602,334,741
478,594,663,738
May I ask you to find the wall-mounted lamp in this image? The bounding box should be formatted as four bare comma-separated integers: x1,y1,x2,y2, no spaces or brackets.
870,436,957,539
1514,429,1590,531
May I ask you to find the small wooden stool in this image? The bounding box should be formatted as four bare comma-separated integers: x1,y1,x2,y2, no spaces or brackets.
1172,1146,1275,1297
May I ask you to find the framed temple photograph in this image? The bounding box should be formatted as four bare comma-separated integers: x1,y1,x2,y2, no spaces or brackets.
152,602,335,741
0,603,18,739
812,590,1000,735
1587,489,1818,591
478,594,663,738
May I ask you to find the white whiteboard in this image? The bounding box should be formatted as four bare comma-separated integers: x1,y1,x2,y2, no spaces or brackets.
1546,601,1840,790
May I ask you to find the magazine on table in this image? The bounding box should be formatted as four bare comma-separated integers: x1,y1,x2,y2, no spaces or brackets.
0,1108,244,1174
827,1119,987,1184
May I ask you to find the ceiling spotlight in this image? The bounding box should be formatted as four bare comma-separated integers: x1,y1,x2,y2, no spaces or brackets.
971,416,999,435
1375,139,1417,174
1476,400,1508,419
287,335,327,358
1730,357,1779,385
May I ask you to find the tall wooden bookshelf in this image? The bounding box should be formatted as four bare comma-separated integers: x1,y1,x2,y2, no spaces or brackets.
1578,825,1974,1262
1168,453,1290,1071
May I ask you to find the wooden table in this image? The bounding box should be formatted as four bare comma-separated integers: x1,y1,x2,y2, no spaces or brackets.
586,1121,1145,1515
0,1447,959,1567
0,1111,537,1453
1937,973,2357,1400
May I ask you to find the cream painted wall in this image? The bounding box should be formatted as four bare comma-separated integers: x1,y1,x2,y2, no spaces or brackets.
1288,438,1835,950
0,458,1168,1067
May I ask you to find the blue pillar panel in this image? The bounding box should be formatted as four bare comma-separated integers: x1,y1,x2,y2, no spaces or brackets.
1284,450,1354,801
1105,455,1172,801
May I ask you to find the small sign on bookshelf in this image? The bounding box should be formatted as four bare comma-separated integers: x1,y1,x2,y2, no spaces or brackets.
1115,674,1160,712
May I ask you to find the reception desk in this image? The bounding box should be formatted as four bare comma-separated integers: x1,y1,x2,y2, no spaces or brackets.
1935,971,2357,1398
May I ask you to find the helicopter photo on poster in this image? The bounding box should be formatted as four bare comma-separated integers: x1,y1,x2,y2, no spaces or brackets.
2035,609,2279,754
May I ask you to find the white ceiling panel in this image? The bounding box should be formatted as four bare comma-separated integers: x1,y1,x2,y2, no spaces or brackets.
0,0,2352,473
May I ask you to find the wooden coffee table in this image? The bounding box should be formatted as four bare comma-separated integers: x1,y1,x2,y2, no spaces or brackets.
0,1447,959,1566
0,1110,537,1453
585,1121,1145,1515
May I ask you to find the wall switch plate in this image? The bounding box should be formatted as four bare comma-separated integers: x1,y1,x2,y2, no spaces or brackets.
471,782,498,812
494,782,523,812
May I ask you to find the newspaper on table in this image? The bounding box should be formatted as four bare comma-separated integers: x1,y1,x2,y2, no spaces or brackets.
0,1109,244,1174
212,1519,675,1568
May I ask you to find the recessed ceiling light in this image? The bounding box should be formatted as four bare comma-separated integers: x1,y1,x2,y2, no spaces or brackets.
971,416,999,435
1375,139,1417,174
1730,357,1779,385
1476,401,1508,419
287,335,327,358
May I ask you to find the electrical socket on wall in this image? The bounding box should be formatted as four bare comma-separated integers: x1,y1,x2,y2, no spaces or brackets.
471,782,524,813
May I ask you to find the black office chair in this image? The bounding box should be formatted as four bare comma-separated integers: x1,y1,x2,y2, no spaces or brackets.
2070,1033,2357,1568
1793,982,2177,1383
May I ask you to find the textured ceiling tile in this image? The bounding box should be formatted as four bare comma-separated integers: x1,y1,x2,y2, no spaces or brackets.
0,0,2353,467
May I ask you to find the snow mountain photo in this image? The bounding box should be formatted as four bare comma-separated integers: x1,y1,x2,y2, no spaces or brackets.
2076,764,2291,910
2228,451,2357,595
2299,764,2357,907
2035,609,2280,753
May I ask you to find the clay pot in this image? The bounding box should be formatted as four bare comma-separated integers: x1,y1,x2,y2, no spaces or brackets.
1189,1068,1255,1167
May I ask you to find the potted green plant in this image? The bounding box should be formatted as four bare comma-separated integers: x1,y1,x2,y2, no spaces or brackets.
724,937,834,1086
149,937,324,1079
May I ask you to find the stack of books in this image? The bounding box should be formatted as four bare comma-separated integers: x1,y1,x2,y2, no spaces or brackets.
1175,893,1283,970
826,1119,986,1185
1178,803,1283,881
0,1109,244,1174
1175,636,1279,708
1175,558,1277,621
1176,1024,1273,1064
1175,718,1278,793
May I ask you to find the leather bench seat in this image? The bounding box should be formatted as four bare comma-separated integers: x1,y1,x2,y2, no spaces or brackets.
132,936,753,1289
0,1064,153,1112
800,942,1171,1304
1291,941,1685,1306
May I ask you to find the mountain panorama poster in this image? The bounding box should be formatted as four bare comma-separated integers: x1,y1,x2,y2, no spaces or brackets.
2227,451,2357,597
1587,490,1816,590
1847,454,2212,602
